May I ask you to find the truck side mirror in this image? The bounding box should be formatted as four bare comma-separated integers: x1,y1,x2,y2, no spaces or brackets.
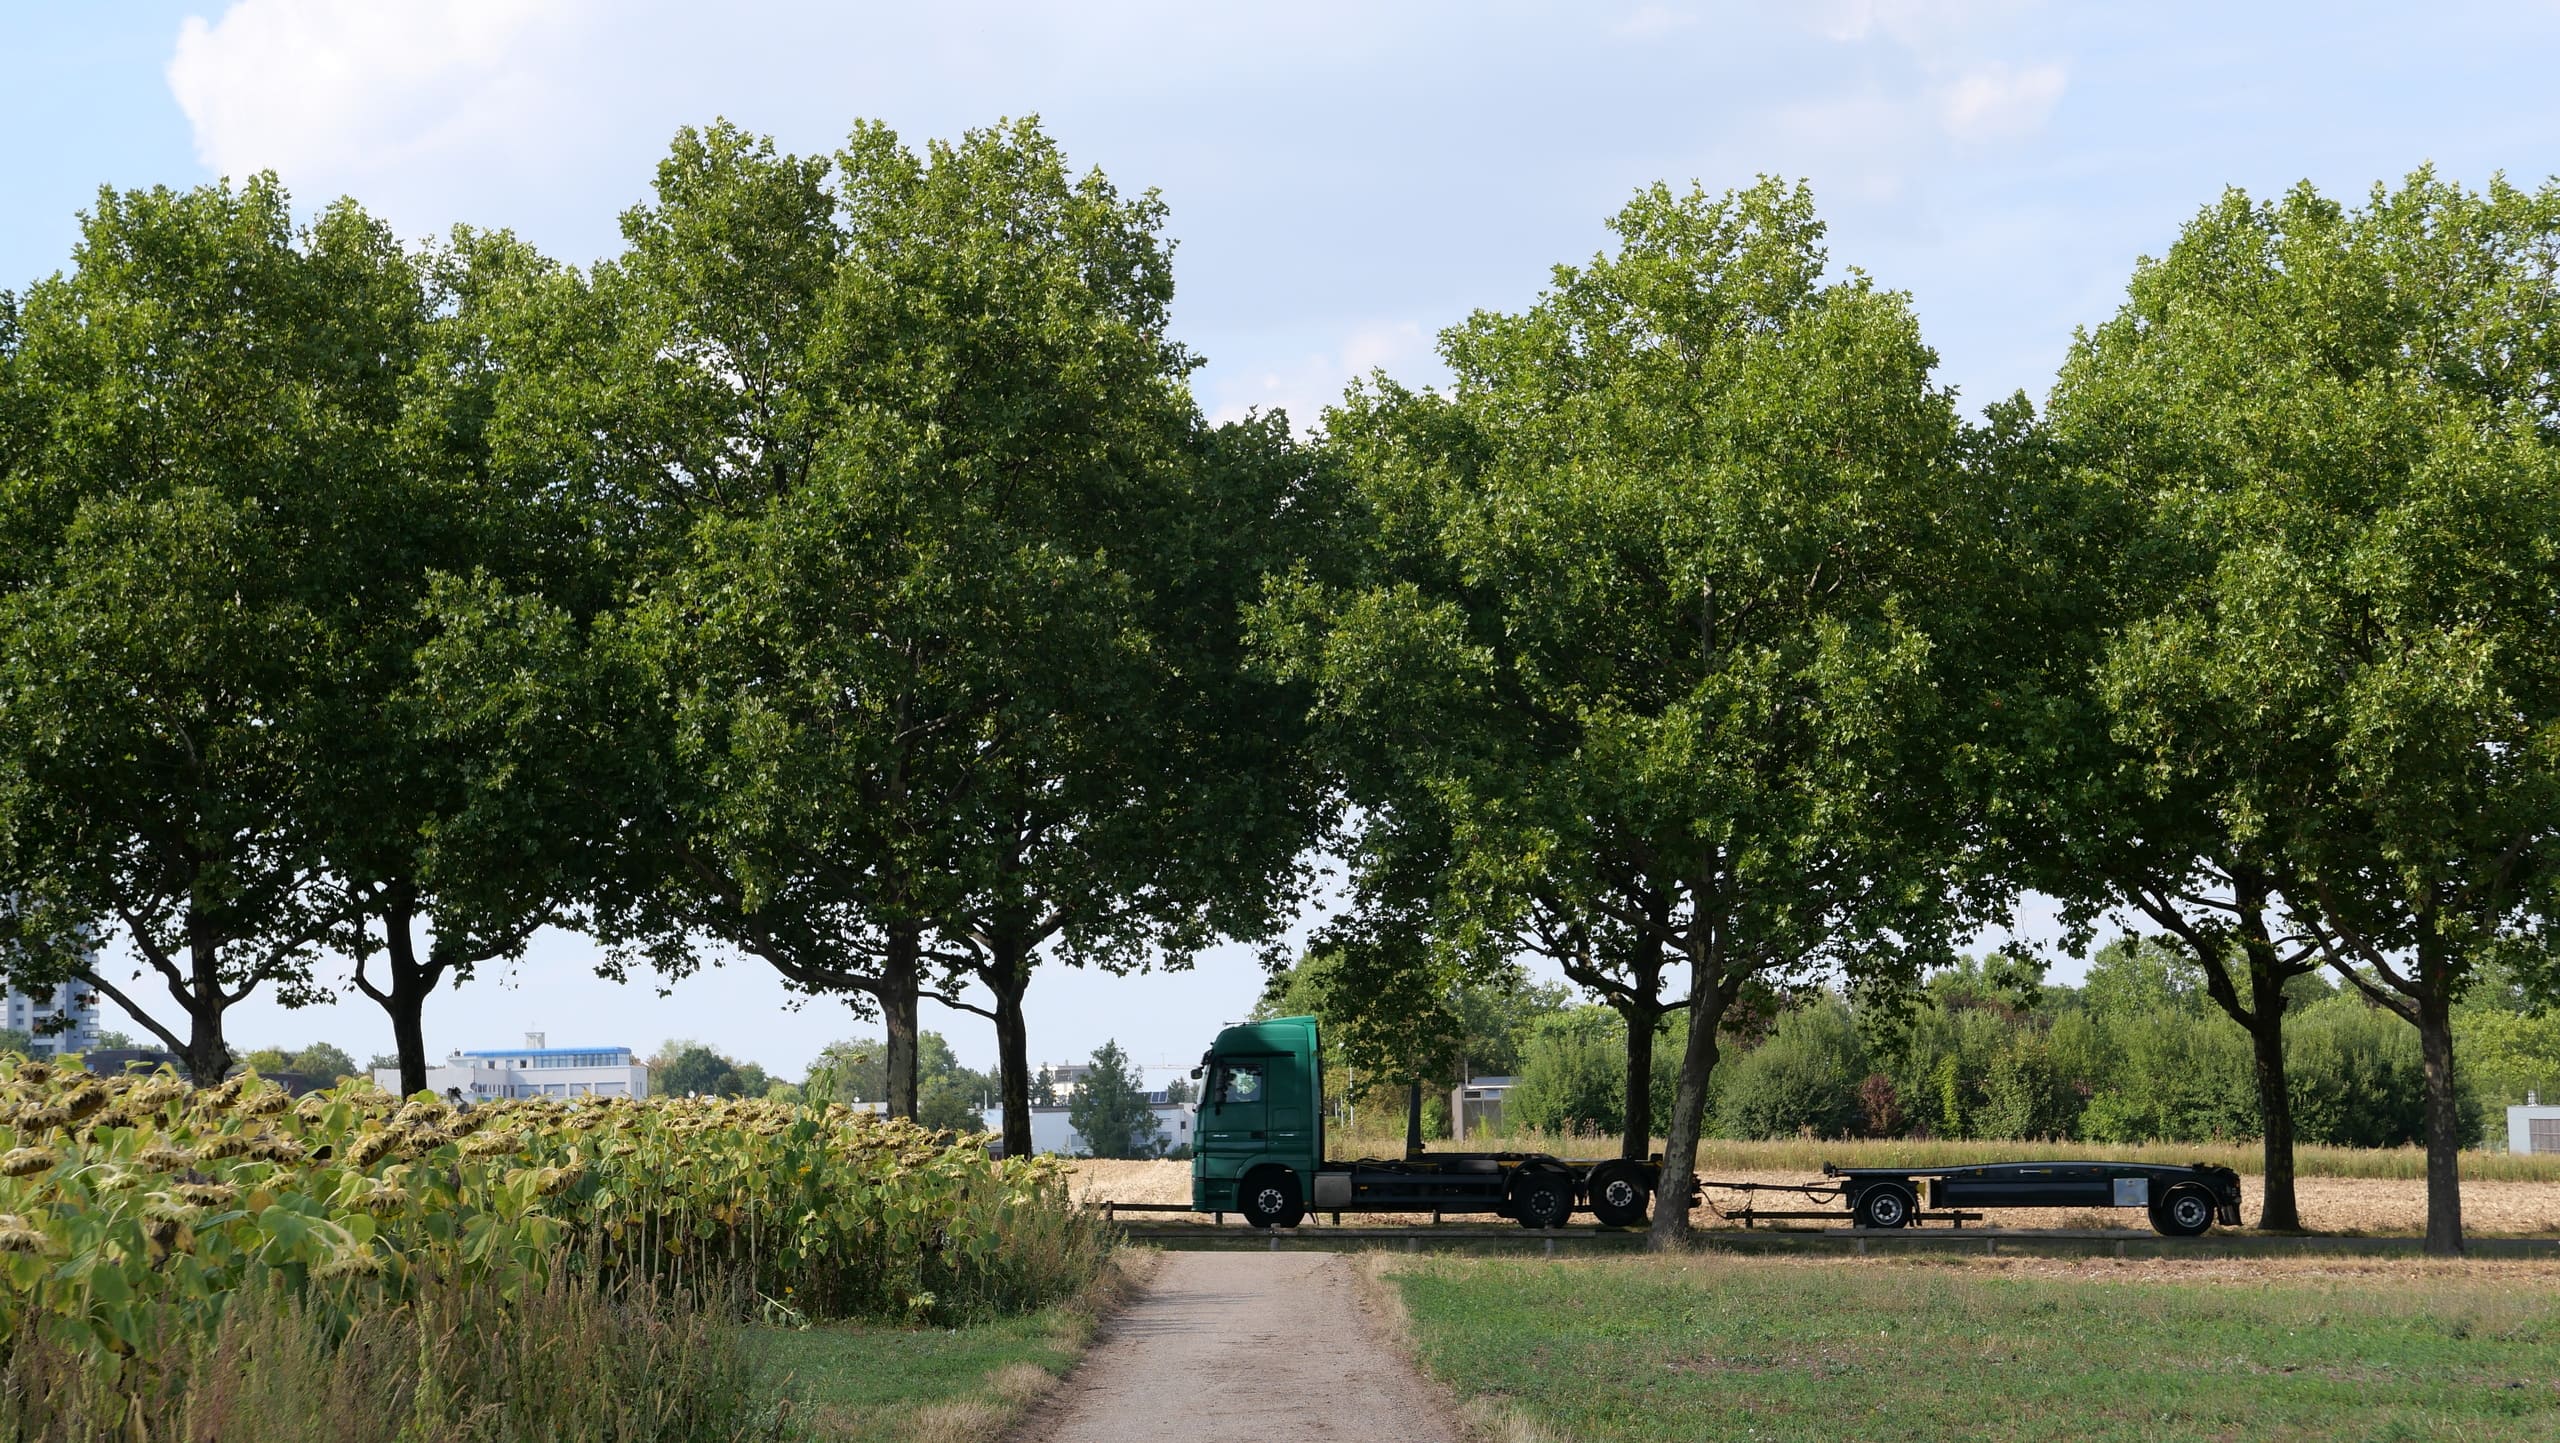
1189,1066,1204,1079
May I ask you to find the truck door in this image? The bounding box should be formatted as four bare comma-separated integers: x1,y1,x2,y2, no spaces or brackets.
1200,1056,1272,1158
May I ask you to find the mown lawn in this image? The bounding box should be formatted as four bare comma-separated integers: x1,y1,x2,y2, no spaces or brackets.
1386,1254,2560,1442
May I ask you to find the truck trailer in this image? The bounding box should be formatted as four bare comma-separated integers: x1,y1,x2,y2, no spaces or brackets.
1189,1015,2247,1237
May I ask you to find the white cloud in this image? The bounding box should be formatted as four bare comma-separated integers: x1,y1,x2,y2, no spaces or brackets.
166,0,600,187
1937,60,2067,140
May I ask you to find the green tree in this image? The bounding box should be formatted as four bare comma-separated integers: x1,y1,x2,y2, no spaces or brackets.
1261,179,1996,1242
0,1028,30,1057
0,178,419,1080
650,1039,739,1098
1066,1039,1163,1158
801,123,1325,1158
803,1031,991,1131
289,1042,360,1081
324,225,639,1100
2063,172,2560,1254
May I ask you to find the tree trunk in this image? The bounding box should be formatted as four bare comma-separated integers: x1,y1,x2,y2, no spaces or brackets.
2244,994,2301,1230
882,922,922,1121
350,890,446,1098
992,957,1033,1158
2415,976,2465,1257
1620,1003,1658,1160
1650,960,1729,1250
180,924,230,1084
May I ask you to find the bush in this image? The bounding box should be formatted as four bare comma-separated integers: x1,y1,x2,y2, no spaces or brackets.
1713,1001,1864,1140
2287,995,2472,1148
1505,1009,1626,1138
1973,1036,2079,1141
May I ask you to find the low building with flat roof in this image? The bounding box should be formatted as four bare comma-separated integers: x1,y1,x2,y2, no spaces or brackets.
374,1032,650,1101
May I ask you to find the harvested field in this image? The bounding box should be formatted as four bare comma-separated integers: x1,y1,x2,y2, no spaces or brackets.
1069,1159,2560,1235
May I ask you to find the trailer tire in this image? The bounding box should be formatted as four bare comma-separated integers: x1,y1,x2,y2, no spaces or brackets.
1511,1169,1575,1229
1588,1163,1650,1227
1855,1181,1916,1230
1239,1168,1304,1230
2150,1184,2214,1237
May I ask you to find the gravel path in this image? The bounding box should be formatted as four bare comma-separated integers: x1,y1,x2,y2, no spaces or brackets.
1020,1251,1462,1443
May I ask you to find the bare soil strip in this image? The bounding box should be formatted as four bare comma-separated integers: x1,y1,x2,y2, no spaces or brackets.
1014,1251,1462,1443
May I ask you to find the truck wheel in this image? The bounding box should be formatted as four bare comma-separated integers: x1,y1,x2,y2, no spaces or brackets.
1511,1170,1575,1229
1588,1163,1650,1227
2150,1185,2214,1237
1855,1181,1916,1230
1239,1168,1304,1229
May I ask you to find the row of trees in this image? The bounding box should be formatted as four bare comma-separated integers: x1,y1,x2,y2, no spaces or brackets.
2,118,2554,1254
0,119,1323,1166
1251,171,2560,1257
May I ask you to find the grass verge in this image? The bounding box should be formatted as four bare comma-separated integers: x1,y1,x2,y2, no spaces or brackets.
748,1247,1151,1443
1379,1253,2560,1443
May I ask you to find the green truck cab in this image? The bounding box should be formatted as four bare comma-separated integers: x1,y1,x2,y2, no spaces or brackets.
1190,1014,1668,1230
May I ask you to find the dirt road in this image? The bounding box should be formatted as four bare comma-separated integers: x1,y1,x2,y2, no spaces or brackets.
1018,1251,1461,1443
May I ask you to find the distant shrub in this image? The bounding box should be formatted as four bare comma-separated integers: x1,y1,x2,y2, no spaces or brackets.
1506,1009,1626,1138
1714,1001,1863,1140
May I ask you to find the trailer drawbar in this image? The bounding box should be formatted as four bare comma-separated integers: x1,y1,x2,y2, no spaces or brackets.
1188,1016,2245,1237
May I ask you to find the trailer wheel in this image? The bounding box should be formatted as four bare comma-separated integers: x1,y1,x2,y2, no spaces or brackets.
1588,1163,1650,1227
1239,1168,1304,1229
2150,1184,2214,1237
1511,1169,1575,1229
1855,1181,1916,1230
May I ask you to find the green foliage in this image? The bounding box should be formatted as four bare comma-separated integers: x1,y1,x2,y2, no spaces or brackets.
0,1054,1103,1375
1504,1009,1629,1138
1712,1000,1865,1140
1065,1041,1162,1160
1260,175,2004,1217
0,1029,31,1059
800,1034,991,1131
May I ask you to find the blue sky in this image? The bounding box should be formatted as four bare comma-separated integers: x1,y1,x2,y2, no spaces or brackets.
5,2,2557,1079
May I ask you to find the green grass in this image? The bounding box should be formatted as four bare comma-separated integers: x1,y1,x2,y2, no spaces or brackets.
745,1253,1138,1443
1329,1126,2560,1181
1384,1254,2560,1442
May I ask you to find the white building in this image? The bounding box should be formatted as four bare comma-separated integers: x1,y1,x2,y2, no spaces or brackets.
2510,1095,2560,1155
5,980,102,1057
374,1032,650,1100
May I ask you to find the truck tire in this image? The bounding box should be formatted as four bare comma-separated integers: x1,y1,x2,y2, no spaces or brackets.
2150,1184,2214,1237
1511,1169,1575,1229
1855,1181,1916,1229
1239,1168,1304,1229
1588,1162,1650,1227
